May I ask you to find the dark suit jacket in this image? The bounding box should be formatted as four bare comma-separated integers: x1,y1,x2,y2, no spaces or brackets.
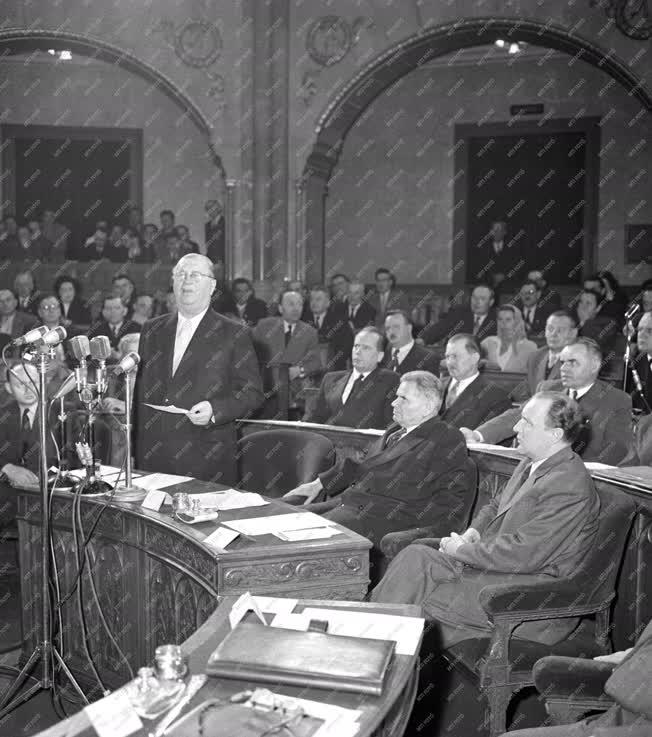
304,367,399,429
452,447,600,643
439,374,511,429
522,303,554,339
420,308,497,345
382,343,440,376
346,300,376,332
217,295,268,327
2,310,39,339
538,379,633,465
61,298,91,327
319,415,473,544
579,315,620,355
89,319,142,351
135,309,263,484
205,216,225,264
367,289,410,328
509,346,562,402
0,403,57,474
309,303,353,372
16,291,42,316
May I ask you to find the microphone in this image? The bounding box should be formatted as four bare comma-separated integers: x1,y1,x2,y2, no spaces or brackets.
69,335,91,362
11,325,48,346
33,326,67,347
113,351,140,375
52,371,78,401
89,335,112,361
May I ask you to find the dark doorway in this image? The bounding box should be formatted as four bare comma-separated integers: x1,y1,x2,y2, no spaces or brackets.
456,118,600,286
2,125,142,257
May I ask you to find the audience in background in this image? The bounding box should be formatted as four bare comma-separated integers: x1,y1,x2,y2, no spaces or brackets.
383,310,439,375
81,226,110,261
304,327,398,428
89,295,141,360
131,295,155,326
420,284,497,344
329,273,350,304
576,288,620,355
632,311,652,413
204,199,225,264
368,267,409,328
307,285,353,373
0,288,38,342
253,290,321,419
218,278,267,326
346,280,376,331
527,269,562,311
481,304,537,372
514,279,553,339
440,334,511,428
54,275,90,328
14,270,40,314
112,274,137,317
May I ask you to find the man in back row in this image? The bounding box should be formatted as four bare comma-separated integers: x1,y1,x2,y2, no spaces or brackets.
463,337,633,466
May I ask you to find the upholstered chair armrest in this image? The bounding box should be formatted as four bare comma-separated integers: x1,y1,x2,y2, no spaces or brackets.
533,656,616,701
479,581,612,621
379,530,441,560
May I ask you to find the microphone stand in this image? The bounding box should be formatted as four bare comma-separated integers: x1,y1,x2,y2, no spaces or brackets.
0,346,87,718
47,396,79,491
112,370,145,501
623,317,636,392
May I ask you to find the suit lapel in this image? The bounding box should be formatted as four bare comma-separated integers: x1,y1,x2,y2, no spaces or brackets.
164,313,180,380
175,311,220,379
333,371,352,407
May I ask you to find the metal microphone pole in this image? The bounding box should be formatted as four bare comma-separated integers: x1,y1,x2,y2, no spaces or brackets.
113,371,144,500
0,345,87,718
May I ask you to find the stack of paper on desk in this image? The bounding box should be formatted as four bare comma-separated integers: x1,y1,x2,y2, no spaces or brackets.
134,473,195,490
189,489,268,510
222,512,336,536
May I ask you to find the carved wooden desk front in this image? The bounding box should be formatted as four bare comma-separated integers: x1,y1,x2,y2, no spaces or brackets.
16,481,371,695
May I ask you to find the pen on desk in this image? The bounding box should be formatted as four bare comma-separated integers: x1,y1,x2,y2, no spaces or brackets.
150,674,206,737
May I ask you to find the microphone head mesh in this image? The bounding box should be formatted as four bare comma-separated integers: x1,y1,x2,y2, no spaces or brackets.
90,335,112,360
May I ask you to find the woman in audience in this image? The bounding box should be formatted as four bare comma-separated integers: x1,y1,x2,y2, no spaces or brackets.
481,304,537,372
55,275,91,328
598,269,627,326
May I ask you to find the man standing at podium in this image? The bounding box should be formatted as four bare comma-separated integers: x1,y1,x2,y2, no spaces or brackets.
135,254,263,484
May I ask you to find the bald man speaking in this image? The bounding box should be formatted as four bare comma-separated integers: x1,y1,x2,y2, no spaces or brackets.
135,254,263,484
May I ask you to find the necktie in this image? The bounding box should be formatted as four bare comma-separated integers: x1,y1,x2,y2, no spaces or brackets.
525,308,533,326
446,381,459,409
344,375,364,404
21,408,31,462
284,325,293,347
388,348,400,372
349,305,356,319
568,389,579,401
385,427,407,449
172,319,192,375
545,353,558,379
473,315,481,335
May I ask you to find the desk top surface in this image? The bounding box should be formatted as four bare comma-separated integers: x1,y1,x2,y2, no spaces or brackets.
35,597,421,737
18,476,372,561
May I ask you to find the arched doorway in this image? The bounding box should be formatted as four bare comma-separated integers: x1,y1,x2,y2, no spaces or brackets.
300,17,652,284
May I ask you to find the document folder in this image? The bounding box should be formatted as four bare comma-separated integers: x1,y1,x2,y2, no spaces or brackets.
206,621,395,696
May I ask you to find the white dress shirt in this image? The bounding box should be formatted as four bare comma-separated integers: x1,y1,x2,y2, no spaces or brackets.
528,458,545,477
0,313,15,335
341,369,373,404
173,308,208,375
447,372,479,401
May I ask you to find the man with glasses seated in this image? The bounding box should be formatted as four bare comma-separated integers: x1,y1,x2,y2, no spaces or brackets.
134,254,263,484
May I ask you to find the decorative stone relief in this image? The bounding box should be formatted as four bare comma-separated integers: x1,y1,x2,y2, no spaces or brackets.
223,555,366,588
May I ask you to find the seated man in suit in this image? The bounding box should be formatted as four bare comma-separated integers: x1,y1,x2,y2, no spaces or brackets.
372,390,600,648
217,277,268,327
253,290,322,418
285,371,473,546
528,269,562,312
517,279,554,340
0,362,56,531
630,310,652,413
383,310,440,376
368,267,409,329
576,289,620,356
439,334,511,429
502,618,652,736
304,327,398,428
89,295,141,361
329,273,350,305
346,280,376,331
420,284,497,345
0,289,39,350
308,284,353,372
463,338,633,465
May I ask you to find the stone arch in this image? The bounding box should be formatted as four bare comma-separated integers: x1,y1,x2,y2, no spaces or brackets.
0,28,225,175
301,17,652,282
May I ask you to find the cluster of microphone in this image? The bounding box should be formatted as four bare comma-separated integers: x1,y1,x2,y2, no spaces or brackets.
11,325,140,404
